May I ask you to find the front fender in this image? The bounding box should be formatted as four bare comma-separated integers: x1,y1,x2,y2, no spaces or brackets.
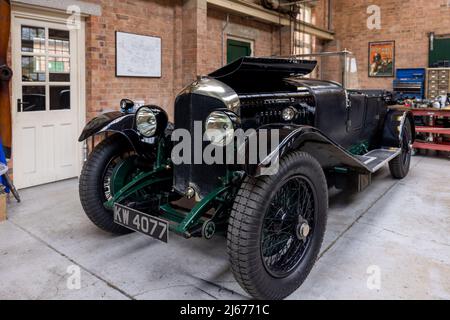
242,124,371,176
78,111,144,154
78,111,133,141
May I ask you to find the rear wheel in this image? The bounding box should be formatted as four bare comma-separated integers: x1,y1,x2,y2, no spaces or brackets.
227,151,328,300
79,134,135,234
389,120,412,179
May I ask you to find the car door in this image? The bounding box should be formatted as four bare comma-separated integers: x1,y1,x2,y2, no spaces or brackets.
347,92,367,137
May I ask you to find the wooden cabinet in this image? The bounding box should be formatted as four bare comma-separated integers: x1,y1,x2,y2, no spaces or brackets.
426,68,450,99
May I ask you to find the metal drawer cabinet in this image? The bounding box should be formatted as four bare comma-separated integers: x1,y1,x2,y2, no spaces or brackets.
426,68,450,99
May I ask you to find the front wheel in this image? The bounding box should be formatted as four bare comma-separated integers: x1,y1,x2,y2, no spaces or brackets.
79,134,135,234
227,151,328,300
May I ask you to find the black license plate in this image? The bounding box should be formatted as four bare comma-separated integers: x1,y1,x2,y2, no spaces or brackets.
113,203,168,243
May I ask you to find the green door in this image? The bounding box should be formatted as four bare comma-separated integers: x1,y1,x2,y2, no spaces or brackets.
227,39,252,64
429,37,450,67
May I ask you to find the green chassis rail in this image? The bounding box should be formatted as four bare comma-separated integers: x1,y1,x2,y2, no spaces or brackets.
103,139,236,238
160,185,231,237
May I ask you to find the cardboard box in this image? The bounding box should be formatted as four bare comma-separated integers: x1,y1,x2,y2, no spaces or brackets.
0,193,6,222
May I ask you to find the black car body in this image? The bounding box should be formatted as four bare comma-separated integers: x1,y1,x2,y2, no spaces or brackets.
78,56,415,300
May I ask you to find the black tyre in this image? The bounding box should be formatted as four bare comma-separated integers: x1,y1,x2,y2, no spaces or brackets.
389,120,412,179
227,151,328,300
79,134,134,234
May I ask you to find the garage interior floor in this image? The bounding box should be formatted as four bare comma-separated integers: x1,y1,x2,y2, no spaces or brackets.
1,154,449,300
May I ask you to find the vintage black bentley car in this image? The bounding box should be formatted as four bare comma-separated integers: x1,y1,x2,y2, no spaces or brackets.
78,56,414,300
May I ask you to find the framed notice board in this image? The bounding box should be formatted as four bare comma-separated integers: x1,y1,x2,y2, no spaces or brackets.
115,31,162,77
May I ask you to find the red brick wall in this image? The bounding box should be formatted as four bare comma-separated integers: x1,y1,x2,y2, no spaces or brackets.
84,0,292,121
85,0,182,120
325,0,450,90
312,0,329,30
205,7,282,72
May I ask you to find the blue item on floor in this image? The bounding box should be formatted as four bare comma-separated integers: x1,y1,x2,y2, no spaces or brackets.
0,139,10,193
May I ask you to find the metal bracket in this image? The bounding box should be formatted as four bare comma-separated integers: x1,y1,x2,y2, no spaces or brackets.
160,185,231,237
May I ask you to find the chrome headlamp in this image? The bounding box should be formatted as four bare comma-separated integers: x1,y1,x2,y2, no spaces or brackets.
205,111,237,146
136,106,157,137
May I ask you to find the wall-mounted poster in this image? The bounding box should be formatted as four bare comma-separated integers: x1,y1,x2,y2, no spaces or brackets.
368,41,395,77
116,31,161,77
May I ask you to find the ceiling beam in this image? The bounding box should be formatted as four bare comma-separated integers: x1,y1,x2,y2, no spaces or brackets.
206,0,334,40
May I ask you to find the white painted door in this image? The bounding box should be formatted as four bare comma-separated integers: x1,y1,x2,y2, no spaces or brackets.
12,17,81,189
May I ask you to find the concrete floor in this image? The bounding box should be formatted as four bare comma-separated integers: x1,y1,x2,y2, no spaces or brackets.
1,154,450,300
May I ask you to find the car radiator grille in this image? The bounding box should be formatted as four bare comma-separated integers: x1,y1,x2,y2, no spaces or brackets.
173,93,227,198
239,93,316,128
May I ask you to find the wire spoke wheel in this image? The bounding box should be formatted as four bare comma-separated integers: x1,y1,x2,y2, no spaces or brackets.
227,151,328,300
261,175,316,278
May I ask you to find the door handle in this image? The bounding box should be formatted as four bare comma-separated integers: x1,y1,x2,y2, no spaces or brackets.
17,99,29,112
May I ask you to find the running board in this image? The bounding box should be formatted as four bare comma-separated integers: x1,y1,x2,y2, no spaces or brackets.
334,148,401,192
354,148,401,173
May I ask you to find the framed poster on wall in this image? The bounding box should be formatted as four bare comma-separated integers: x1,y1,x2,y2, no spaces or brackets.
368,41,395,77
116,31,161,78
